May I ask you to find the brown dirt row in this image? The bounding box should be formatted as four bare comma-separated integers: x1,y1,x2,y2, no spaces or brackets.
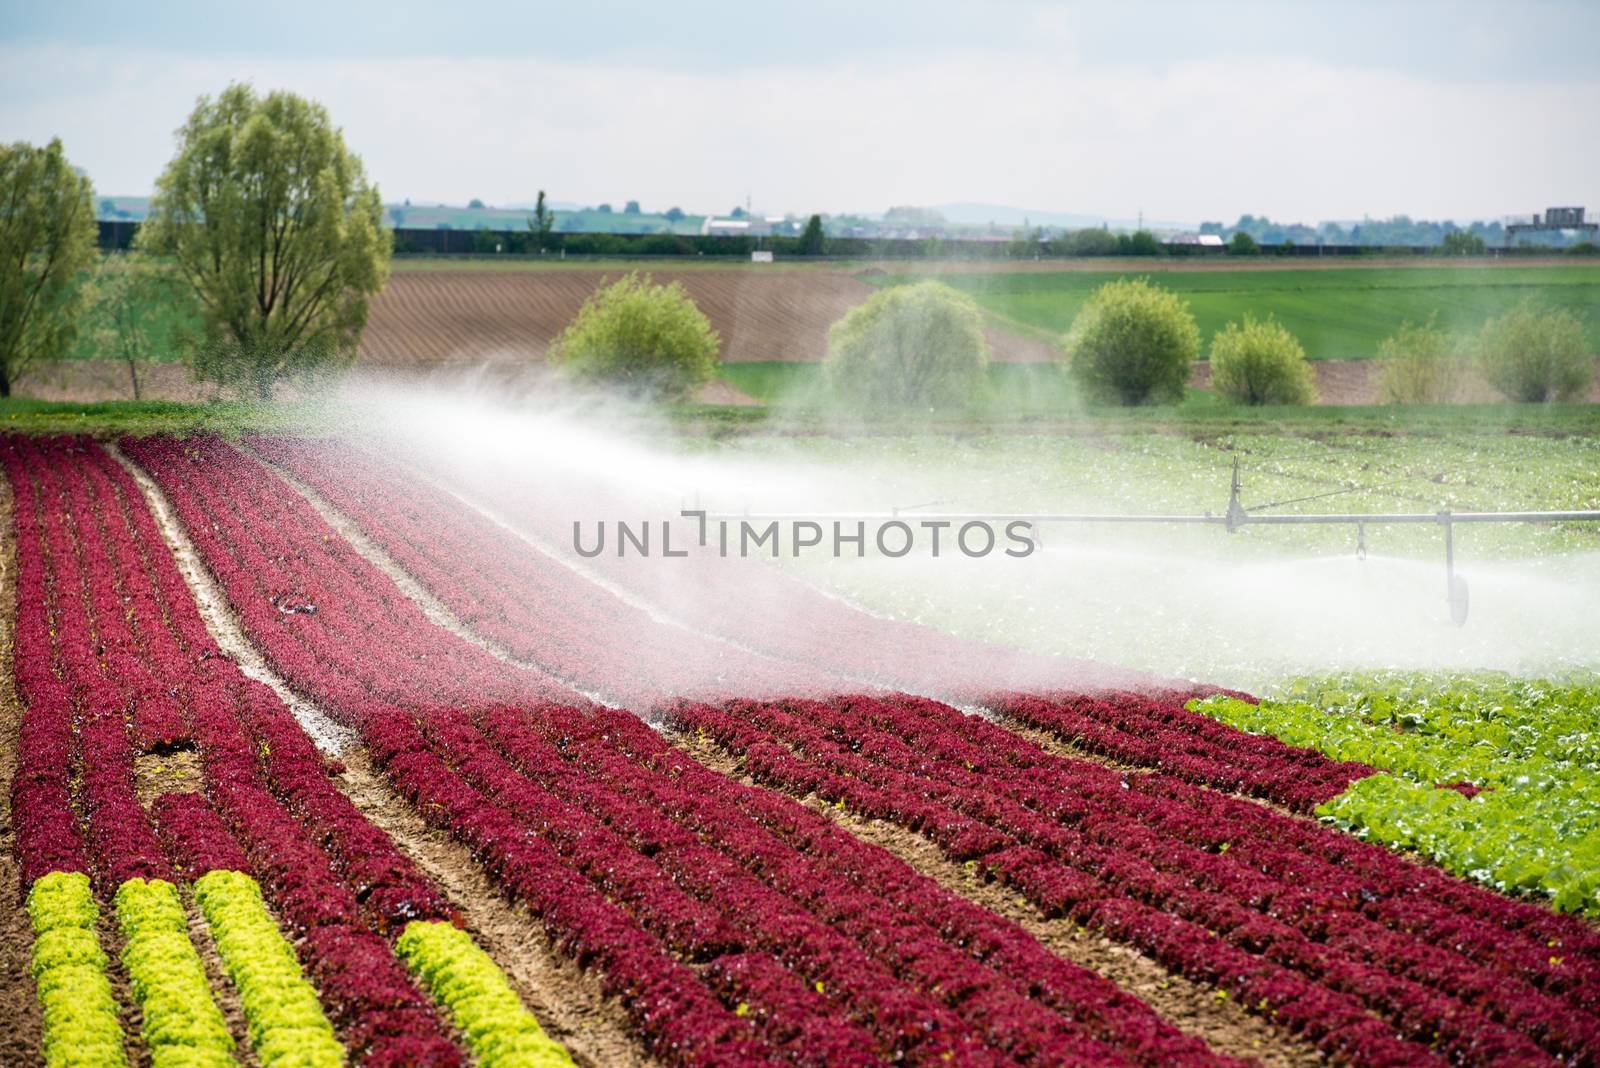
183,888,259,1068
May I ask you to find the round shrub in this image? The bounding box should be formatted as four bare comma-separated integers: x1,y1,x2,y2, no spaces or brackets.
824,281,989,408
1376,315,1461,404
547,272,719,398
1208,314,1315,405
1474,299,1592,403
1061,278,1199,405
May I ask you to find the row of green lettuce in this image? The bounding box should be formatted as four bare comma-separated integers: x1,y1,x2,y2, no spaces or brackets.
26,869,571,1068
1191,671,1600,917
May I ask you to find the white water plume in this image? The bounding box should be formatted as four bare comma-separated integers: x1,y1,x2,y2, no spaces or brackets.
314,372,1600,697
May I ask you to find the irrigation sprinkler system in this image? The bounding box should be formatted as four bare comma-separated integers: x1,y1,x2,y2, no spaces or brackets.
705,458,1600,626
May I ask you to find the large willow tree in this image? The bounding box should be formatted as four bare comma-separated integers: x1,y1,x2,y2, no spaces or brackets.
140,84,389,397
0,139,97,397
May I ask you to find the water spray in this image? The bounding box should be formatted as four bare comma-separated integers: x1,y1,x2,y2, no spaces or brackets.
708,457,1600,627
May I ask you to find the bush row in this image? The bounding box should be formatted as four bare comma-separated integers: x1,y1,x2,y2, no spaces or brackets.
397,921,575,1068
133,432,1222,1066
26,871,127,1068
114,877,235,1066
2,435,487,1065
668,692,1600,1065
193,870,342,1068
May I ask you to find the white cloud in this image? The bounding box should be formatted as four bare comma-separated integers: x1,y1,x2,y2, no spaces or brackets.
3,43,1595,222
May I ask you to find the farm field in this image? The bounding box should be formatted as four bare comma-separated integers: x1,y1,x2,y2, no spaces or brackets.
12,4,1600,1064
357,267,1057,366
721,427,1600,683
4,419,1597,1067
21,258,1600,409
865,263,1600,361
372,257,1600,363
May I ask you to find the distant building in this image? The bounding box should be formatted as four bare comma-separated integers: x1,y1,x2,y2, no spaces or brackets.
701,217,772,237
1164,233,1225,247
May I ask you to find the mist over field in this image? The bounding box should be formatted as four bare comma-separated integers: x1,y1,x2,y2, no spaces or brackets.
326,376,1600,693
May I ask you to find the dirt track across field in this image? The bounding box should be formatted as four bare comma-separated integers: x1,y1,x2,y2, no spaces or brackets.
358,269,1060,365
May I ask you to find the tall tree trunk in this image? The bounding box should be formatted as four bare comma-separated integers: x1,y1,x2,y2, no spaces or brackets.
126,358,142,401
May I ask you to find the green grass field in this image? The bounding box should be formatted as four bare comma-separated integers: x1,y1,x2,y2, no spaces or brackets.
865,264,1600,360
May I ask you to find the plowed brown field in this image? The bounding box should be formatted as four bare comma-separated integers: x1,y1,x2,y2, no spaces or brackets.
358,268,1058,366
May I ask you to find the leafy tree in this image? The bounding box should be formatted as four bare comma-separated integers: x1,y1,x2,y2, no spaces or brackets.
1474,299,1593,403
0,138,98,397
1440,230,1486,256
624,200,641,214
1118,230,1162,256
468,198,485,209
596,203,613,214
527,190,555,249
547,272,719,398
86,254,201,399
1061,277,1198,405
1054,227,1118,256
1376,315,1461,404
825,281,989,409
1208,314,1315,405
138,84,389,398
798,214,826,256
1227,231,1258,255
730,206,747,219
664,207,685,222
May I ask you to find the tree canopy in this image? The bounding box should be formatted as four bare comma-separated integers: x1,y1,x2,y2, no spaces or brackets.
138,83,389,397
1475,299,1593,403
0,139,97,396
825,281,989,409
1208,314,1315,405
1061,278,1199,405
86,253,201,400
548,272,720,398
798,214,826,256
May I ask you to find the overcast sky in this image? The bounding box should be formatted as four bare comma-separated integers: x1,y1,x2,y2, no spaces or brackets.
2,0,1596,224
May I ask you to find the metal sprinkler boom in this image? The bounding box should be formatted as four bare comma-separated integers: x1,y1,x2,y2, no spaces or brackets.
704,457,1600,627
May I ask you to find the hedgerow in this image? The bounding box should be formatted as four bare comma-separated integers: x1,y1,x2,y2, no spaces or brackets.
114,878,234,1067
26,871,127,1068
192,870,342,1068
397,921,573,1067
1190,673,1600,916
